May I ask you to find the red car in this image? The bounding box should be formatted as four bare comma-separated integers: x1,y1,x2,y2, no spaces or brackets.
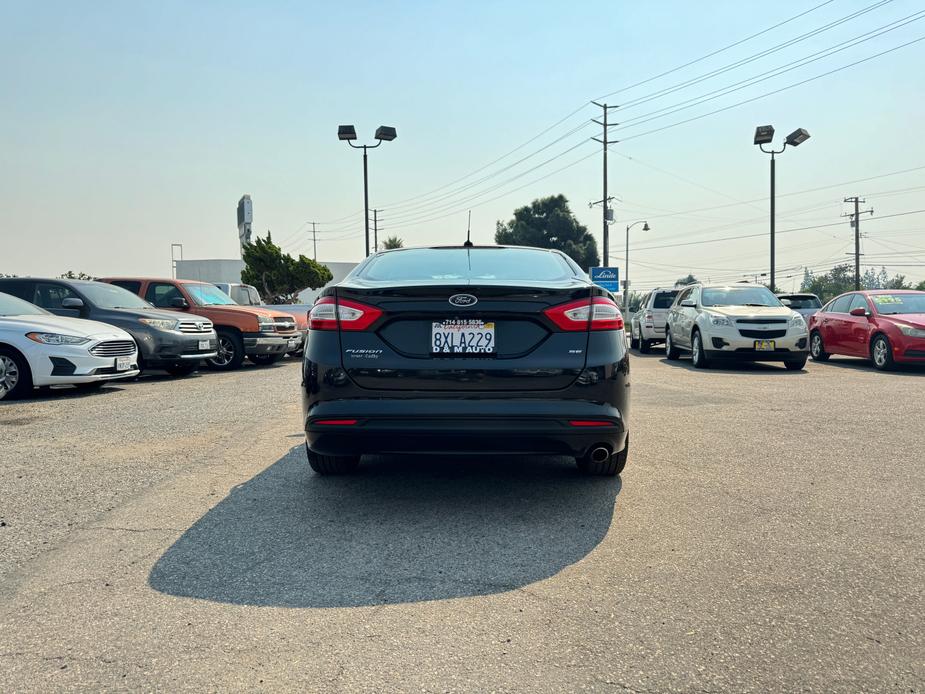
808,290,925,370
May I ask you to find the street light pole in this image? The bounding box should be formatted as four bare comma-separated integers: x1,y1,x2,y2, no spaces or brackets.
623,220,650,294
754,125,810,292
338,124,397,258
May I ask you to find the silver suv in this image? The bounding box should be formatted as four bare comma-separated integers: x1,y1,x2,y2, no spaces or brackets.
629,287,679,353
665,283,809,370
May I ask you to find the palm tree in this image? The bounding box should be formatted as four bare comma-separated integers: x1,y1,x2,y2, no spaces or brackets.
381,235,404,250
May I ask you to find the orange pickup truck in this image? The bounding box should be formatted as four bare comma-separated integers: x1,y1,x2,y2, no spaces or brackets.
99,277,300,370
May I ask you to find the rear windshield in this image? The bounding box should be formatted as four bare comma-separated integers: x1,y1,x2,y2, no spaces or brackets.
780,295,821,309
701,286,782,308
871,293,925,315
357,248,576,282
652,291,679,309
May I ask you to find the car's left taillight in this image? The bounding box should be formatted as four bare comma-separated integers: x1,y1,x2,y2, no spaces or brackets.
308,296,383,331
544,297,624,331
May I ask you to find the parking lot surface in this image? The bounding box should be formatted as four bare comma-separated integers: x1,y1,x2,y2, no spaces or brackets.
1,355,923,692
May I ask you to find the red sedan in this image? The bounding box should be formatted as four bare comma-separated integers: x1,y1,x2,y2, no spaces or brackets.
808,290,925,370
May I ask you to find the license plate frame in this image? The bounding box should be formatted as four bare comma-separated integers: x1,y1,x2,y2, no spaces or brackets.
115,356,132,371
431,320,496,354
754,339,776,351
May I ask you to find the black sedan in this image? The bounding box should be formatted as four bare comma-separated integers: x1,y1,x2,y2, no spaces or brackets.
301,245,630,476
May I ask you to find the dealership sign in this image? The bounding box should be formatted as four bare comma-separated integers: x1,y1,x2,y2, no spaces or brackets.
590,266,620,293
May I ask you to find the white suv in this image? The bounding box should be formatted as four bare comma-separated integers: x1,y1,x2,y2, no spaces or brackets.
629,287,680,353
664,283,809,370
0,292,139,399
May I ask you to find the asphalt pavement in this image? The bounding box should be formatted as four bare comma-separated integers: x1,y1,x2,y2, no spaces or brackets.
1,353,922,692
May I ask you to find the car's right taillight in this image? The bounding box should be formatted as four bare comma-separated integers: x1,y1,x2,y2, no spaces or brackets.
544,297,624,331
308,297,382,331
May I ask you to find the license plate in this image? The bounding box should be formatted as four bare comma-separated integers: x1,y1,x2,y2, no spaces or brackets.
198,340,210,351
432,320,495,354
288,338,299,348
115,356,132,371
754,340,776,351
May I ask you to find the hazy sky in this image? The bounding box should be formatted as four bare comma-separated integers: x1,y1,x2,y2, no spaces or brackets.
4,0,924,290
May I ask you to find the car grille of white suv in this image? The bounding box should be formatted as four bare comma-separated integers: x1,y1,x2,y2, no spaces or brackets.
90,340,136,357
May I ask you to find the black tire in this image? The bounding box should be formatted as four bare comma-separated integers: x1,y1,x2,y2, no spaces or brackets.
665,329,681,360
165,362,199,377
207,330,246,370
691,330,710,369
248,353,283,366
870,334,895,371
784,357,807,371
306,445,360,475
629,325,640,350
0,347,33,400
809,331,829,362
639,338,651,354
577,436,629,477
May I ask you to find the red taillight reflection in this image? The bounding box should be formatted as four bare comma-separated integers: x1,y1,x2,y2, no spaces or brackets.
314,419,358,426
568,420,611,427
544,297,624,331
308,297,383,331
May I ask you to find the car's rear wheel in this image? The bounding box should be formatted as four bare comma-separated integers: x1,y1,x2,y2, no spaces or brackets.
249,353,282,366
809,331,829,362
0,348,32,400
665,329,681,360
305,445,360,475
165,362,199,377
208,330,245,370
784,357,807,371
871,334,895,371
691,330,710,369
629,324,640,350
639,338,651,354
577,437,628,477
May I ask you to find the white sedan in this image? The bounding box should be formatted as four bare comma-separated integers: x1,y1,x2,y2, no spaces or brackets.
0,292,140,400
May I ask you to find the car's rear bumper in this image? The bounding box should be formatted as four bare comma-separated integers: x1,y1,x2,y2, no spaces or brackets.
305,398,627,458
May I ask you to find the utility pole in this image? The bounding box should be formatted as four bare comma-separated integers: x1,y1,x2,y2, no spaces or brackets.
308,222,317,261
373,209,378,253
591,101,619,266
842,197,874,290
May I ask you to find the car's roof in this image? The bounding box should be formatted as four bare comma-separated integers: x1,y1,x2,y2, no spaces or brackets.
0,277,103,286
777,292,818,297
102,277,210,284
861,289,923,294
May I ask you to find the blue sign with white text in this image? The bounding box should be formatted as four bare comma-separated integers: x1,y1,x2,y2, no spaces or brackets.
590,266,620,293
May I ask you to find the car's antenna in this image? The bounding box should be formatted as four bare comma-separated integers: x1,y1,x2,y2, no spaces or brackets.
463,210,473,247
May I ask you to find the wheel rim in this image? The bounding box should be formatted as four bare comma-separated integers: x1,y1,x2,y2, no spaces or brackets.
693,334,701,362
873,339,888,366
811,334,822,357
0,355,20,398
212,337,234,366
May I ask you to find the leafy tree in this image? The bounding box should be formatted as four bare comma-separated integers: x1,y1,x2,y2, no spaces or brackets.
674,274,698,287
381,235,404,250
624,290,646,313
0,273,16,278
800,264,911,301
495,195,599,269
916,280,925,291
60,271,94,280
241,232,333,304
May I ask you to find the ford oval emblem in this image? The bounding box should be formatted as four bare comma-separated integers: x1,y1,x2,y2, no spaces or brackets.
448,293,478,307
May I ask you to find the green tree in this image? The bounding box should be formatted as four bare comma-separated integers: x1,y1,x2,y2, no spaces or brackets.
60,271,94,280
624,290,646,313
915,280,925,291
241,232,333,304
674,274,698,287
381,235,404,250
495,194,599,269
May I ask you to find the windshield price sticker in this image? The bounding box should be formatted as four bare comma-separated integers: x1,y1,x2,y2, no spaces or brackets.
873,295,902,304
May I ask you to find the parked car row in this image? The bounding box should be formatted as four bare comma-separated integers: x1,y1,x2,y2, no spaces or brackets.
0,275,308,400
627,282,925,372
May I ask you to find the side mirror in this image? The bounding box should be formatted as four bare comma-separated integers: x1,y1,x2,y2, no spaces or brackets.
61,297,84,309
680,299,696,308
170,297,190,309
849,307,869,317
